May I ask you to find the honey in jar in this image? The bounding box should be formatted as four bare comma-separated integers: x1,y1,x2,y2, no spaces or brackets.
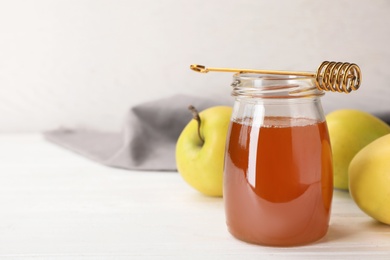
224,74,333,246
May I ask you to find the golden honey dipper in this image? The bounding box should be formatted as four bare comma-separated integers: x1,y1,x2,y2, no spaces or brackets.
190,61,361,93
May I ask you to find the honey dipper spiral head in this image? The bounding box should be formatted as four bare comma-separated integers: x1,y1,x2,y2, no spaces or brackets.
316,61,361,93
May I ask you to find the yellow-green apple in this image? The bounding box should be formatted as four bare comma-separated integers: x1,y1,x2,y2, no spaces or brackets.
176,105,233,197
326,109,390,190
349,133,390,224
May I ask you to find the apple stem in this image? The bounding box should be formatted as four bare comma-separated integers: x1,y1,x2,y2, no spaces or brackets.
188,105,205,143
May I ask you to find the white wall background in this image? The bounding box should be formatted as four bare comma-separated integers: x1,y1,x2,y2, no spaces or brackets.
0,0,389,132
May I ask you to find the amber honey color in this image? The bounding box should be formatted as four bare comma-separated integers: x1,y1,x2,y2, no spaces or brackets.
224,117,333,246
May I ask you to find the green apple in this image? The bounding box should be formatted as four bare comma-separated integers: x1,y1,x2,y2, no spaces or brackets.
326,109,390,190
176,105,233,197
349,133,390,224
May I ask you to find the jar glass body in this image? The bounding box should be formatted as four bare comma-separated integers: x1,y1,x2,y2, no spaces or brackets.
223,74,333,246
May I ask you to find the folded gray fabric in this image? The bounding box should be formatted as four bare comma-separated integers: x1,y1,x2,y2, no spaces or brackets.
376,112,390,125
44,94,231,171
44,94,389,171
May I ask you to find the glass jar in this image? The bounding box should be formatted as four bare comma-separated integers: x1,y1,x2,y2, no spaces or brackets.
223,73,333,247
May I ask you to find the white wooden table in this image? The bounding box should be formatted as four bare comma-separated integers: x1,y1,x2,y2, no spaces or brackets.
0,134,389,259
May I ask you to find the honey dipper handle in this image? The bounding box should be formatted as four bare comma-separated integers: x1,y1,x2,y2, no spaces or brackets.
190,64,316,77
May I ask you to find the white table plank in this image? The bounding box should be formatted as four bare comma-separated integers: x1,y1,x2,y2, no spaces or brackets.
0,134,389,259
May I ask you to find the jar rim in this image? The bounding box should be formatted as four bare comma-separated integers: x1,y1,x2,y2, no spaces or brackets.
231,73,324,98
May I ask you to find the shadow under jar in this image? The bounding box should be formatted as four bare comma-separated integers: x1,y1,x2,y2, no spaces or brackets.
223,73,333,247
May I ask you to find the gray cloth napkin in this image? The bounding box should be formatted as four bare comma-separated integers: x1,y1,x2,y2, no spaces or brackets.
44,94,231,171
44,94,390,171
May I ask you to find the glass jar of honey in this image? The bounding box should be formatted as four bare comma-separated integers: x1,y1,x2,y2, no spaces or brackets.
224,73,333,246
